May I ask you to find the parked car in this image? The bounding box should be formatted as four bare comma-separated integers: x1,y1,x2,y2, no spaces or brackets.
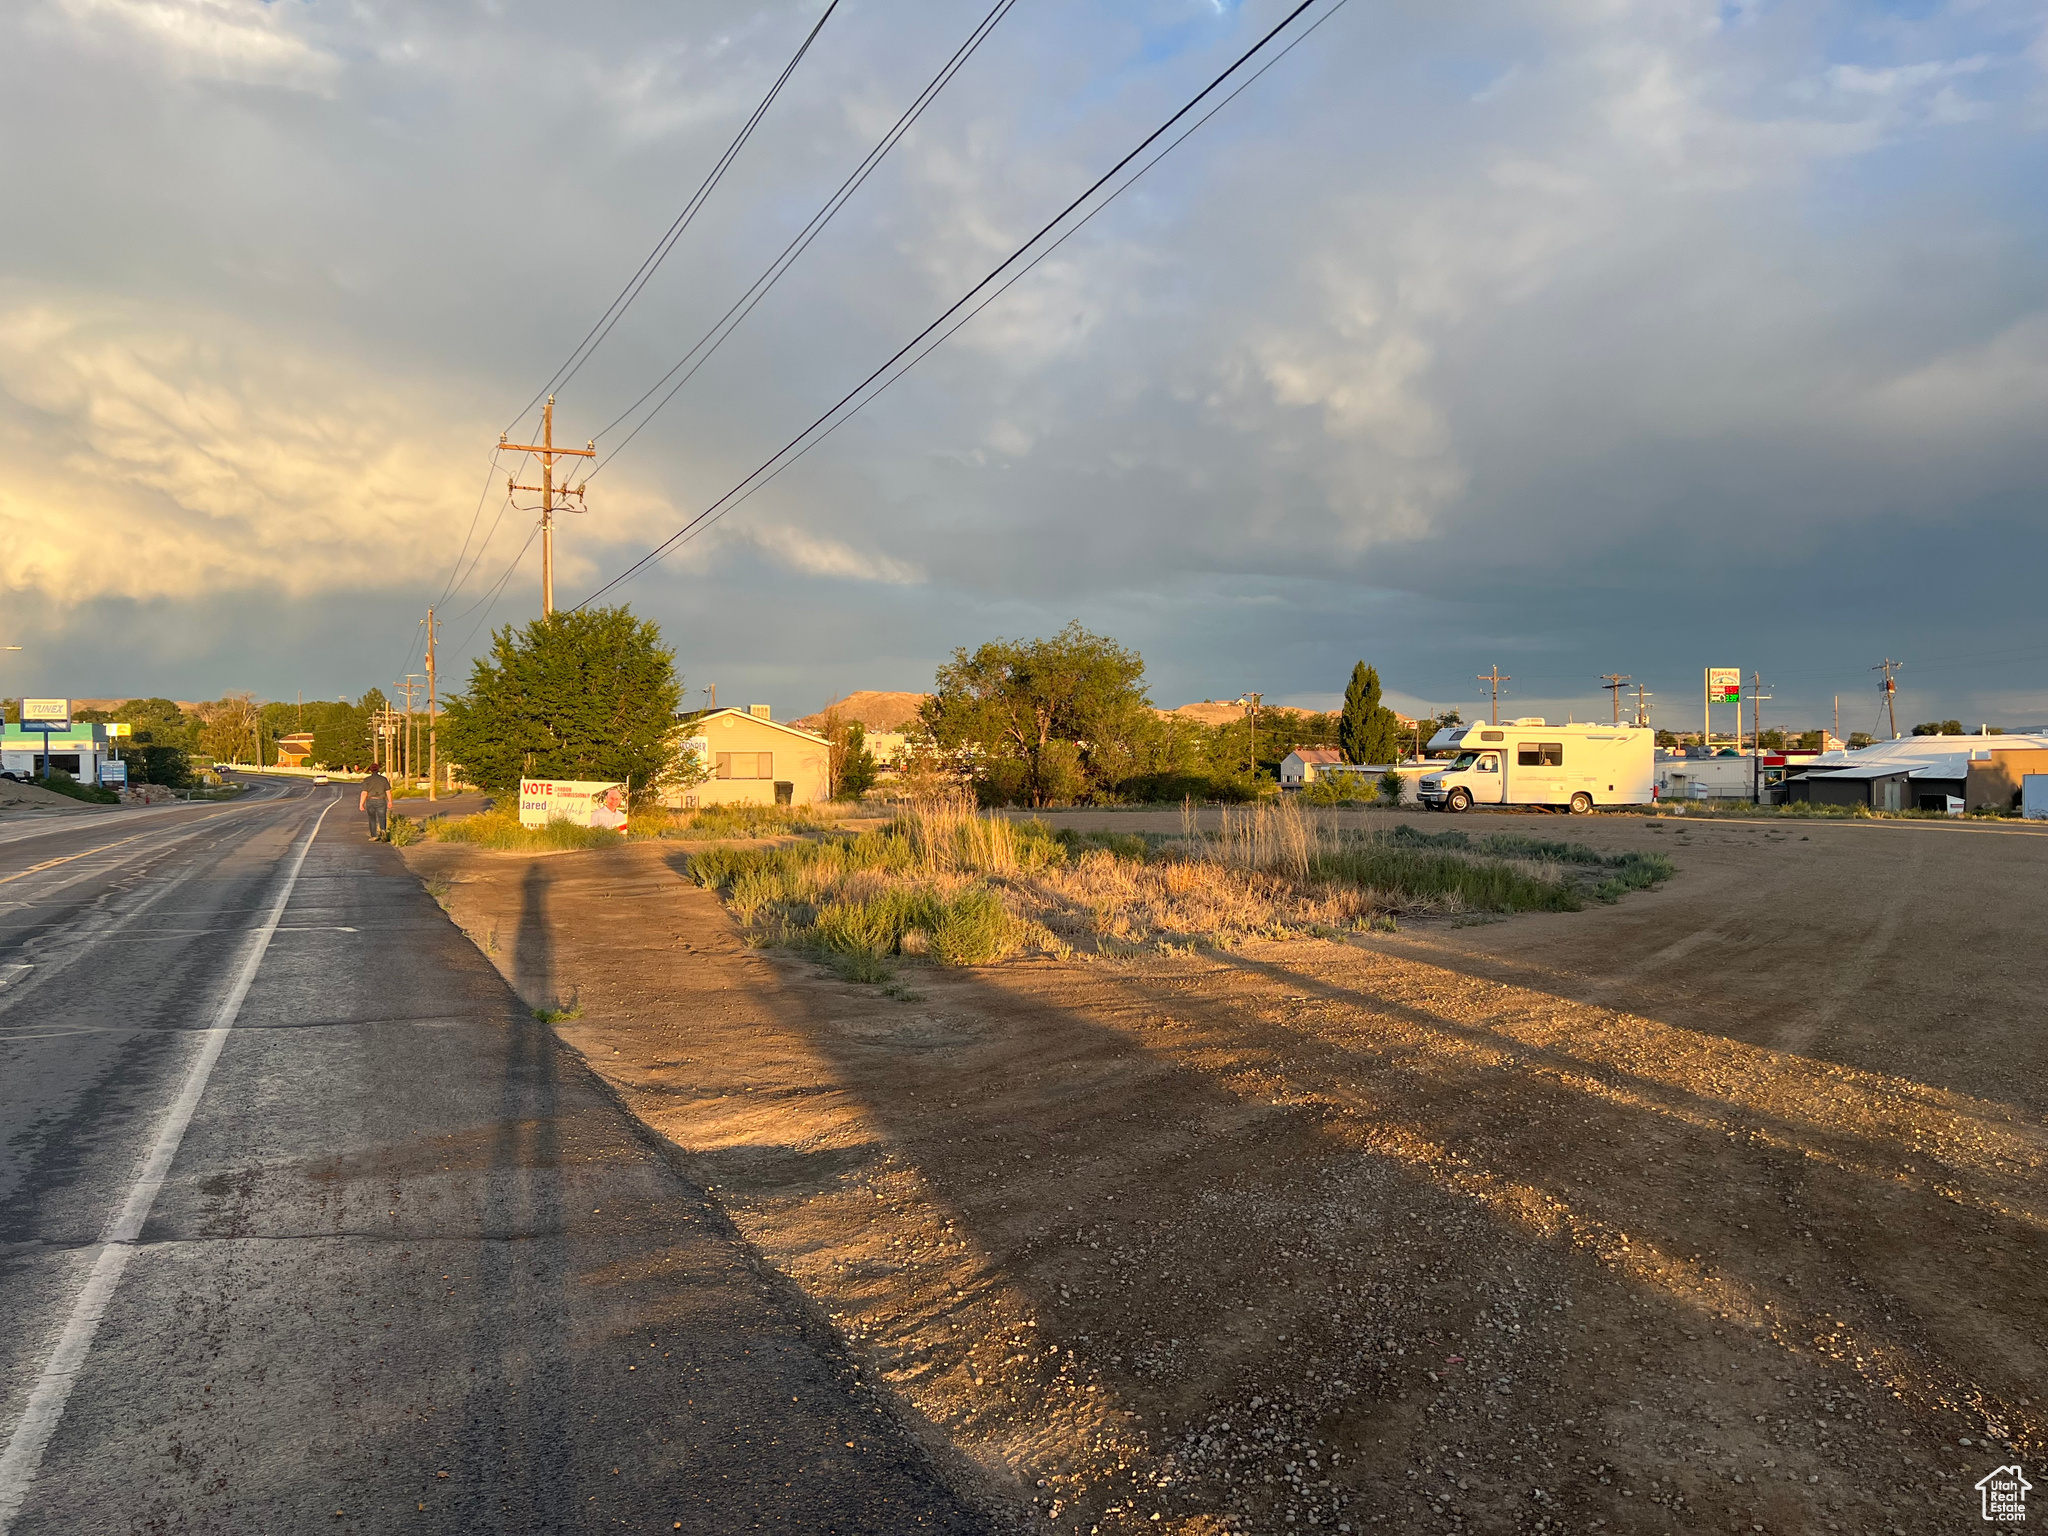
312,774,330,785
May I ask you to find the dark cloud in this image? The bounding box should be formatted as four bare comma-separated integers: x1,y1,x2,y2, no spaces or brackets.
3,0,2042,729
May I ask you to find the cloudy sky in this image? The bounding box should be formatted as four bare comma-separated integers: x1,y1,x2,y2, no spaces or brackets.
3,0,2044,731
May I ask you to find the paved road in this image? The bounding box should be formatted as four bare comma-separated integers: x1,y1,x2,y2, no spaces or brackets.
0,785,983,1534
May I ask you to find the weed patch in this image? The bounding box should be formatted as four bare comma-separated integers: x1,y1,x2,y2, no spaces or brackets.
427,805,625,851
688,796,1671,963
661,802,844,839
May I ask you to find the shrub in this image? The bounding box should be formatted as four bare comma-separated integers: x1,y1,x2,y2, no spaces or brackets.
1053,828,1150,861
1377,769,1406,805
930,887,1017,965
1298,777,1365,807
30,769,121,805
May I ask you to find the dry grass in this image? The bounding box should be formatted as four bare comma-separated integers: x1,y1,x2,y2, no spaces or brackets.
683,795,1665,969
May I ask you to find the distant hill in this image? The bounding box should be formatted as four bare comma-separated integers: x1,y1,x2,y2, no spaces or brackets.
1165,700,1417,729
68,698,206,716
790,691,930,733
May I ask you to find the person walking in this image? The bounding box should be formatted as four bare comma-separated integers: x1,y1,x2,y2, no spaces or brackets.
359,762,391,841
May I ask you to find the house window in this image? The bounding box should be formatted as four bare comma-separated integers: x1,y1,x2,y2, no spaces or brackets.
1518,742,1565,767
715,752,772,780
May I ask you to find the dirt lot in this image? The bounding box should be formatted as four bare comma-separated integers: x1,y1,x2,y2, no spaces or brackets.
403,808,2047,1535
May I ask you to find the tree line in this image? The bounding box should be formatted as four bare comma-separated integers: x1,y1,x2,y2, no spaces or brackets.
49,692,400,786
428,608,1443,809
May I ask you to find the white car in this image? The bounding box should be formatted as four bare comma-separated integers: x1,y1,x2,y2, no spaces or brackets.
312,774,330,785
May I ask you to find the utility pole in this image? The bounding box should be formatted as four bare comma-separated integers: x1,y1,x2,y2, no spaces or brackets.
501,395,595,617
1750,671,1772,804
1600,674,1630,726
1873,659,1902,741
1478,666,1509,727
1235,693,1263,779
1833,694,1839,746
1633,682,1653,729
396,676,424,785
425,608,439,802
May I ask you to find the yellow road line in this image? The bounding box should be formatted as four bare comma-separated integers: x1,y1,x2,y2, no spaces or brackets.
0,814,222,886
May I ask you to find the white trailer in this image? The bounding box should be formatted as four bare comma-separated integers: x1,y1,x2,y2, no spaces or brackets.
1416,719,1654,813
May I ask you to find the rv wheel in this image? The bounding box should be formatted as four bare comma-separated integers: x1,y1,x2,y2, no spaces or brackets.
1447,788,1472,813
1569,792,1594,815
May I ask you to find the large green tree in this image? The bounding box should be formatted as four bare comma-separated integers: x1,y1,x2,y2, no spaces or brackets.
1338,662,1406,765
923,623,1153,806
442,606,682,798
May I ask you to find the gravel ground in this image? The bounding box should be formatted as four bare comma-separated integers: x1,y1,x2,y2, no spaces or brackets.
402,808,2046,1535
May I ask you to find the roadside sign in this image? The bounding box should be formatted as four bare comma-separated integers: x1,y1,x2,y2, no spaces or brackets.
21,698,70,726
106,723,132,738
1708,669,1740,703
519,779,628,833
102,760,129,787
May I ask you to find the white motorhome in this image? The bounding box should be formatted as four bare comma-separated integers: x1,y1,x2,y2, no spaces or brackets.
1417,719,1654,813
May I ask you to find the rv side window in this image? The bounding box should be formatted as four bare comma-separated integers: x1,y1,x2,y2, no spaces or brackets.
1481,731,1504,743
1520,742,1565,767
1541,742,1563,766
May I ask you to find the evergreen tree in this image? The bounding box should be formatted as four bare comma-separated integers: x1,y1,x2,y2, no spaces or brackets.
1338,662,1405,765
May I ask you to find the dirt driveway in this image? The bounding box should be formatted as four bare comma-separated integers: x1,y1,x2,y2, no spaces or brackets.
403,810,2046,1535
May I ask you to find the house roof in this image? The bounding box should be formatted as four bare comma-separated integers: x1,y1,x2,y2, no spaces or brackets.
674,707,828,745
1786,762,1918,781
1288,747,1345,764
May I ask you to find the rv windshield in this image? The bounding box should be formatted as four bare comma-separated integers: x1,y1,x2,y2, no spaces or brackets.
1449,752,1480,770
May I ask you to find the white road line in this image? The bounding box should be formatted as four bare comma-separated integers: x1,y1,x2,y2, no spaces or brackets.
0,799,335,1534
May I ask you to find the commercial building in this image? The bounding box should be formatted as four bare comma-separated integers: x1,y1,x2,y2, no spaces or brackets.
1,722,121,786
1778,734,2048,813
666,706,831,808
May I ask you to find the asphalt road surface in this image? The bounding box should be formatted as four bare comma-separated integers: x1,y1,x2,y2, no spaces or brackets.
0,783,983,1534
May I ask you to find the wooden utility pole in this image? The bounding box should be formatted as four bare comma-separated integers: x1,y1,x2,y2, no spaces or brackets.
1633,682,1652,728
425,608,439,802
1600,674,1630,725
396,676,424,785
1873,659,1902,740
1235,693,1263,779
1750,671,1772,803
501,395,595,616
1478,666,1509,726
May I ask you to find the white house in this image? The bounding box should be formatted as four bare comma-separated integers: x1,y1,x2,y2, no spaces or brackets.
1280,747,1345,788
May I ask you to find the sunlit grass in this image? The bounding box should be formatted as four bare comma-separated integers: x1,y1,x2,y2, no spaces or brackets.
684,795,1675,971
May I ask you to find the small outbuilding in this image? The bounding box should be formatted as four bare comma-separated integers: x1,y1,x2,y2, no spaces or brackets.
1280,747,1345,788
666,706,830,808
1780,762,1919,811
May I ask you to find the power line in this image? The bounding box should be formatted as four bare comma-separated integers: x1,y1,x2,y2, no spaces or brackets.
504,0,843,436
433,447,508,610
573,0,1338,610
590,0,1027,461
449,518,544,656
604,0,1357,546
